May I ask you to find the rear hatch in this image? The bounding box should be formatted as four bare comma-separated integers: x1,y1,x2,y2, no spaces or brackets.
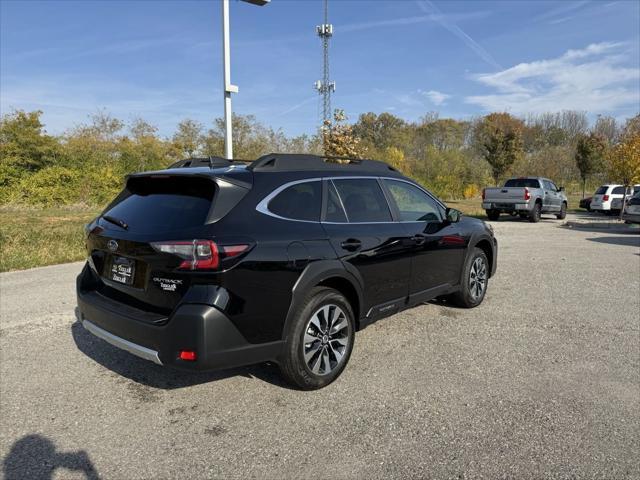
484,187,528,203
85,173,250,316
591,186,609,208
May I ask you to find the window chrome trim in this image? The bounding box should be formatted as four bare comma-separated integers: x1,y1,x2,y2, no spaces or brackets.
255,177,323,223
255,175,447,225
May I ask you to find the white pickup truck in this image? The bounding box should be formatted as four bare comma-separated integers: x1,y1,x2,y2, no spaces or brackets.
482,177,568,223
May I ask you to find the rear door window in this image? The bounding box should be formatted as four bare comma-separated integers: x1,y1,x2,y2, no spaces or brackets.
325,182,348,222
331,178,392,223
612,186,625,195
268,181,321,221
102,177,215,233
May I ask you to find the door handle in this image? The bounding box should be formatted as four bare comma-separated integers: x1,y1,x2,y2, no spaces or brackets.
411,234,427,245
340,239,362,251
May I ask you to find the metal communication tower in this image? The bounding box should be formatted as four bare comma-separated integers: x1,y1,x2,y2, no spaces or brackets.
314,0,335,126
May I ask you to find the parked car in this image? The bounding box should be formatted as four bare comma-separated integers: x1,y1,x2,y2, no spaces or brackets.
622,190,640,224
591,184,626,213
579,197,592,212
77,154,498,390
611,185,640,213
482,177,567,222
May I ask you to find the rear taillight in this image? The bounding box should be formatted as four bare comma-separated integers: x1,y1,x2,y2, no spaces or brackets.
603,194,609,201
524,188,531,201
482,188,486,200
151,240,249,271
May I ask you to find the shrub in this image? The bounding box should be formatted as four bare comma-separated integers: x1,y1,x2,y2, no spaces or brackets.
17,166,82,206
463,184,480,199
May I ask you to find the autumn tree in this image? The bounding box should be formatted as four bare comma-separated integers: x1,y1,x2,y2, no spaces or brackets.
475,113,524,185
323,109,364,159
607,115,640,217
575,133,606,198
0,110,60,171
173,119,203,158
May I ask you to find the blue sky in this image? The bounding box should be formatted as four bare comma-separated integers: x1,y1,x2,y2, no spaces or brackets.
1,0,639,137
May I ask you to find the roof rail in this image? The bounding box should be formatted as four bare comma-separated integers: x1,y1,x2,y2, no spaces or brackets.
247,153,398,173
168,156,251,169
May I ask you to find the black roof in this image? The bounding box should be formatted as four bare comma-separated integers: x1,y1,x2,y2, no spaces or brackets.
247,153,399,174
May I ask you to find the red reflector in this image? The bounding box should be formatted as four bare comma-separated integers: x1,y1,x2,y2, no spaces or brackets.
222,244,249,257
179,350,197,361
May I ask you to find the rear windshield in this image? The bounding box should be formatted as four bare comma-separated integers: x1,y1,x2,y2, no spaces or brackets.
504,179,540,188
102,177,215,233
595,186,608,194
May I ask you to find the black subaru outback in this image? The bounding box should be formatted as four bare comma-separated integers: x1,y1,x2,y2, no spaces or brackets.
77,153,497,389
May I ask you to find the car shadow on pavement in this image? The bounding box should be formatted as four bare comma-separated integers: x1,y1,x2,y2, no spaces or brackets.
3,434,99,480
586,236,640,247
71,319,294,391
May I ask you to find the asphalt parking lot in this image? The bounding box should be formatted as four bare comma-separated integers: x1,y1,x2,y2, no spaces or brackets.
1,213,639,479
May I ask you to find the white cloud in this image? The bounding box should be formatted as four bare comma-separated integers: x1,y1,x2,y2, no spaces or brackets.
421,90,451,106
465,42,640,114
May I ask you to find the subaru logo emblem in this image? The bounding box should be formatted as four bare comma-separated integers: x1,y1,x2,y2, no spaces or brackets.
107,240,118,252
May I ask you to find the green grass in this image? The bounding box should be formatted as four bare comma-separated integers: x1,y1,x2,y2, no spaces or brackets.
0,206,100,272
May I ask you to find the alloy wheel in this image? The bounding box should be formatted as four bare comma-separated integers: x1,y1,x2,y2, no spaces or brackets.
302,304,351,376
469,257,487,300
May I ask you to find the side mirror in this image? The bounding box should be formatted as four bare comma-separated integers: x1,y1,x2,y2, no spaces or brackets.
558,186,565,192
446,208,462,223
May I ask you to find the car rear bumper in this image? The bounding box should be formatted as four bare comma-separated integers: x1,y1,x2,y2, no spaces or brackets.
482,202,531,211
76,263,283,371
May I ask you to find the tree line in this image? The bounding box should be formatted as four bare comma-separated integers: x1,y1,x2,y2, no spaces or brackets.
1,108,638,207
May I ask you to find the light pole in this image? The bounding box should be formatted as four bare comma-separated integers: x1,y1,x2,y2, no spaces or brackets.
222,0,270,160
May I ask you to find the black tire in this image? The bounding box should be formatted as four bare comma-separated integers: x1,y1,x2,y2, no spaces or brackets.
529,202,541,223
448,247,489,308
556,202,567,219
486,209,500,221
279,287,355,390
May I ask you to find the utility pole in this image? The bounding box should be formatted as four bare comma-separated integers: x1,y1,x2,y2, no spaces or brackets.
315,0,335,128
221,0,269,160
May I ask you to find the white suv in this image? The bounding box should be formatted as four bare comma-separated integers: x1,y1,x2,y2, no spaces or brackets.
611,185,640,212
591,184,626,213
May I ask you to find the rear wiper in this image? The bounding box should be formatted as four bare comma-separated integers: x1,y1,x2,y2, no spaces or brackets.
102,215,129,230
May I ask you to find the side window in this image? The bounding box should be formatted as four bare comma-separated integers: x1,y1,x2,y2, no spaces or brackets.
612,186,625,195
542,180,552,190
268,181,321,221
325,182,347,222
383,179,443,222
548,181,558,191
332,178,392,223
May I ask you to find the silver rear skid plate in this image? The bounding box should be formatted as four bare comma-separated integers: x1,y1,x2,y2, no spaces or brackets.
82,319,163,365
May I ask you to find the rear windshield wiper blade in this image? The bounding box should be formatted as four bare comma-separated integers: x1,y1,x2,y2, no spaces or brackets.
102,215,129,230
